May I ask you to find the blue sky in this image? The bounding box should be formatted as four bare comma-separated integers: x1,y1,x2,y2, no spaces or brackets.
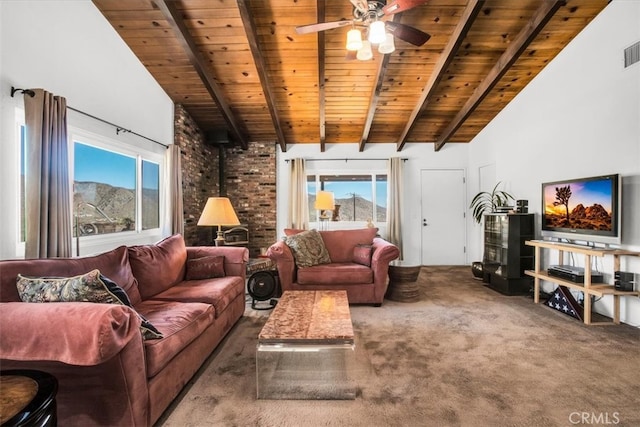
74,143,158,190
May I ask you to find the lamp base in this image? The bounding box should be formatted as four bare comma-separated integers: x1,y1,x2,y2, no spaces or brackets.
214,229,226,246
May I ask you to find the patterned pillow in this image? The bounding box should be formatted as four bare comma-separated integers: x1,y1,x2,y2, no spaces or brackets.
284,229,331,267
186,255,225,280
352,244,373,267
16,269,162,340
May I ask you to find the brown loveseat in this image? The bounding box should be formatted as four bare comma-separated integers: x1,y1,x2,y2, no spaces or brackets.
0,234,248,426
266,228,399,305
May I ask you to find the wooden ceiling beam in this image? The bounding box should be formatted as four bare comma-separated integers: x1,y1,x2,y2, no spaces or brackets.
318,0,326,152
154,0,249,149
433,0,566,152
396,0,485,152
359,14,397,152
237,0,287,153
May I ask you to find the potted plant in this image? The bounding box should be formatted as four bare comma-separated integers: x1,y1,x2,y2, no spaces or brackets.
469,182,515,224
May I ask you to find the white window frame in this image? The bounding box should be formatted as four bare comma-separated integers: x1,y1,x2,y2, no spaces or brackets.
15,107,26,256
306,168,388,231
70,127,166,255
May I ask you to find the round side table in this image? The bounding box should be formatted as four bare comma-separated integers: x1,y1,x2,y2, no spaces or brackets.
386,260,421,302
0,370,58,427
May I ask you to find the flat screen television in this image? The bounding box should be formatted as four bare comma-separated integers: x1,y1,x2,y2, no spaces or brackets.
541,174,621,246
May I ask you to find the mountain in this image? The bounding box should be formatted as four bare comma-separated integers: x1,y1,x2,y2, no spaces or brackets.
308,194,386,222
74,181,158,233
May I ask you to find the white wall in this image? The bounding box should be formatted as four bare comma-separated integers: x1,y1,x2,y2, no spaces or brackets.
467,0,640,325
0,0,174,259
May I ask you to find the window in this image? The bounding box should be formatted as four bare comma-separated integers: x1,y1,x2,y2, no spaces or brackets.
73,138,161,237
19,123,26,243
307,174,387,223
18,127,162,244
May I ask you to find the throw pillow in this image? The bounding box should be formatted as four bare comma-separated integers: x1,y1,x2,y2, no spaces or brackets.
16,269,162,340
185,255,225,280
284,229,331,268
352,244,373,267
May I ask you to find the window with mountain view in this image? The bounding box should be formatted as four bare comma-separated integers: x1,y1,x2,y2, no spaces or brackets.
74,143,137,236
307,174,387,223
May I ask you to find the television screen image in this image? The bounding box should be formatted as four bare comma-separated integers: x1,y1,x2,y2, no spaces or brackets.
541,174,621,245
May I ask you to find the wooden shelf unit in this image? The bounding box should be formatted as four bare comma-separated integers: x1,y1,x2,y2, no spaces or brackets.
525,240,640,325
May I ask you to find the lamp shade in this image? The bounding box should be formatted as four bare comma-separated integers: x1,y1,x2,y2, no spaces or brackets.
357,40,373,60
368,20,386,44
197,197,240,226
378,33,395,54
314,191,335,211
346,28,363,51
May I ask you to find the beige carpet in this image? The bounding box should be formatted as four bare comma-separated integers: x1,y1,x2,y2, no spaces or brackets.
156,266,640,427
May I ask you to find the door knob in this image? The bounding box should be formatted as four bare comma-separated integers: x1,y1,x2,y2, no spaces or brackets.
423,219,428,226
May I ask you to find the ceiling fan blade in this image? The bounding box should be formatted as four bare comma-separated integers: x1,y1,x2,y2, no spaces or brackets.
295,20,352,35
382,0,429,15
385,22,431,46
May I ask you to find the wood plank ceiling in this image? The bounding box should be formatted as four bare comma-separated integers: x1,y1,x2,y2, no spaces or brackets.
93,0,608,152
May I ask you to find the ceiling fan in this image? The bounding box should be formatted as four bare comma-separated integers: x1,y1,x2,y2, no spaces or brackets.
295,0,431,49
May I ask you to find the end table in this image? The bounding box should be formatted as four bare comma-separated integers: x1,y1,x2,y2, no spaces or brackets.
386,260,421,302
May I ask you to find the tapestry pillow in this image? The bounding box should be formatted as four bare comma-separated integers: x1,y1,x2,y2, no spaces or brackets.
16,269,162,340
284,229,331,268
185,255,225,280
352,244,373,267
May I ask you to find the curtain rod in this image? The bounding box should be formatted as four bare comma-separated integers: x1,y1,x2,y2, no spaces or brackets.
286,158,408,162
11,86,169,149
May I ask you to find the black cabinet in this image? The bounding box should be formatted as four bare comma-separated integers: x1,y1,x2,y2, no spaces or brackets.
482,213,534,295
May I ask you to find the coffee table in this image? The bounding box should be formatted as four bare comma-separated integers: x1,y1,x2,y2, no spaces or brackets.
256,290,356,399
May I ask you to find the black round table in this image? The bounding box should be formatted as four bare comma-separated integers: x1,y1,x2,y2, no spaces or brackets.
0,370,57,427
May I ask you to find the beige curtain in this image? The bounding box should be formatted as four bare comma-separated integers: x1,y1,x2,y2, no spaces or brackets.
288,158,309,230
387,157,403,260
168,145,184,235
24,89,72,258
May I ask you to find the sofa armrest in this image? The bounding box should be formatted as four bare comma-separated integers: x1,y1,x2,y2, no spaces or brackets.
0,302,142,366
266,240,295,291
371,238,401,299
187,246,249,279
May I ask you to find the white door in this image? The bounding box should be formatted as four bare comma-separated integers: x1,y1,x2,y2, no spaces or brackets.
421,169,466,265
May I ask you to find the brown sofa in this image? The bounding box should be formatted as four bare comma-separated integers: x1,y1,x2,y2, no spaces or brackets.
0,234,248,426
266,228,400,305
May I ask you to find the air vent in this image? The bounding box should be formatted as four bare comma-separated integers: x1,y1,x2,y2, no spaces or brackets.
624,41,640,68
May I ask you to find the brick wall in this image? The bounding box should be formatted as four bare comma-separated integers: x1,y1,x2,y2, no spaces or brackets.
225,143,277,257
174,104,277,255
174,104,219,245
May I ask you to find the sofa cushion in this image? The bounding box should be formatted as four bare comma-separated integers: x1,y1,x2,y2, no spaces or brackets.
297,262,373,285
284,229,331,267
135,300,215,378
16,269,162,340
150,276,244,318
352,244,373,267
128,234,187,300
319,228,378,263
185,255,225,280
0,245,140,304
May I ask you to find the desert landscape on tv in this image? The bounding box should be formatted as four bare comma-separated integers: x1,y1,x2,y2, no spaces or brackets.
544,182,613,231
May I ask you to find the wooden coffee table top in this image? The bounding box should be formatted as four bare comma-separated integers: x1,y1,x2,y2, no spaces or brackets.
258,290,354,345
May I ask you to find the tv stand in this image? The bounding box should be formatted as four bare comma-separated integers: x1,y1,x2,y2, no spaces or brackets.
525,240,640,325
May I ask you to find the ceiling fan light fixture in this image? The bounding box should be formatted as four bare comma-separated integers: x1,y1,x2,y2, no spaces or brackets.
378,33,395,54
356,40,373,60
368,20,386,44
346,28,363,51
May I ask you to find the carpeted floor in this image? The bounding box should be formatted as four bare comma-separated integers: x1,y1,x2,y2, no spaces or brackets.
155,266,640,427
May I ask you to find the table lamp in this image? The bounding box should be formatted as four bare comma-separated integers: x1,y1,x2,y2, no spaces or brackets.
197,197,240,246
314,191,335,230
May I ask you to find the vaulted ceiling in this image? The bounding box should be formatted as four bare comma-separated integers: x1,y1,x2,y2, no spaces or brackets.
93,0,608,152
